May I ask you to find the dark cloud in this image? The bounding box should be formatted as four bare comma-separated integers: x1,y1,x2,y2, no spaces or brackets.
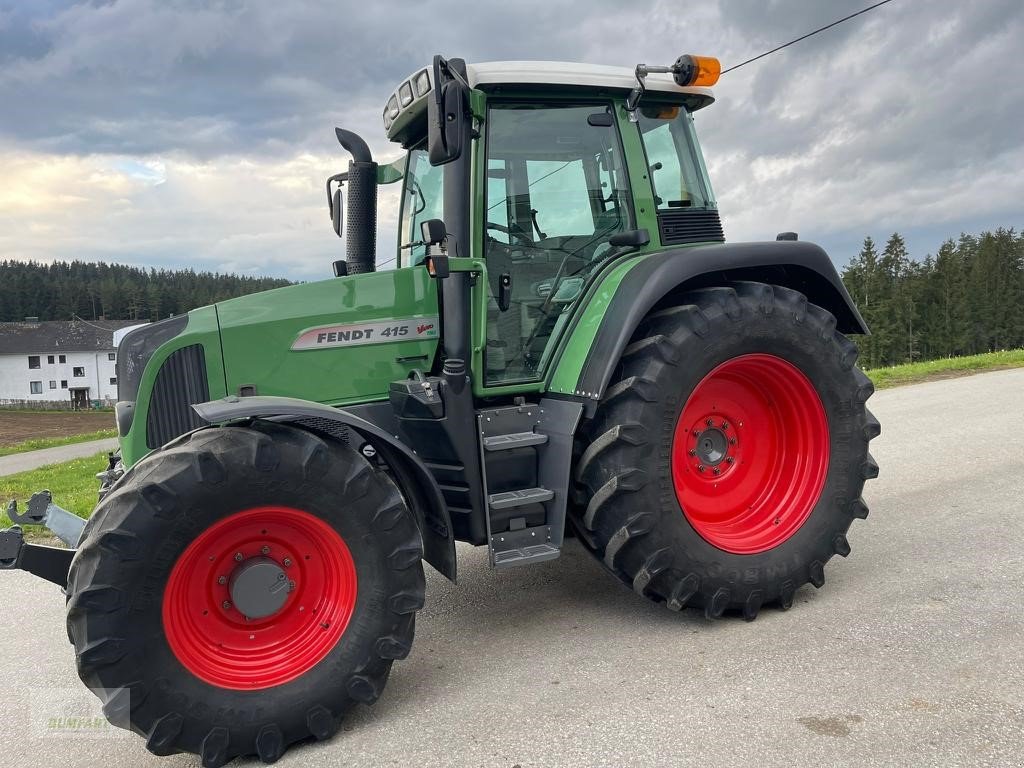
0,0,1021,277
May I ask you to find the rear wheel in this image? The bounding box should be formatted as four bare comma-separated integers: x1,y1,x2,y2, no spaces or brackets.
66,421,424,766
571,282,880,619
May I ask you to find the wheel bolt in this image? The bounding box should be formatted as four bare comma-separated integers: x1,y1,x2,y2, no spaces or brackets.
729,438,737,445
277,573,286,581
688,449,697,456
706,418,714,427
721,421,729,430
261,545,270,555
697,464,706,472
288,580,296,590
222,601,231,610
726,457,735,464
713,468,721,475
234,552,243,562
283,558,292,567
217,576,227,585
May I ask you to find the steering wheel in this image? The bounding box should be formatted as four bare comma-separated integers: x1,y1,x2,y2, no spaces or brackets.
486,221,533,245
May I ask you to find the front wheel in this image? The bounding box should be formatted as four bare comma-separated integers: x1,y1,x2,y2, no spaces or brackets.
66,422,425,766
571,282,880,620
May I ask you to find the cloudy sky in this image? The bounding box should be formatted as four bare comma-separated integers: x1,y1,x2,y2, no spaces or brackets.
1,0,1021,281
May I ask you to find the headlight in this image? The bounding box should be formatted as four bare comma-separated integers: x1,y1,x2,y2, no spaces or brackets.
399,81,413,107
414,68,431,97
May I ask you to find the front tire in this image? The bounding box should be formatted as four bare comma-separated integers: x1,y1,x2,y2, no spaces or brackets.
66,421,425,766
571,282,880,620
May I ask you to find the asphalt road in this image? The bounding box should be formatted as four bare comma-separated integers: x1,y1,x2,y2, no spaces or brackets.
1,369,1022,767
0,438,119,477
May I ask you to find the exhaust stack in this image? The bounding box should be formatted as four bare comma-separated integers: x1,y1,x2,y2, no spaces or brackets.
335,128,378,274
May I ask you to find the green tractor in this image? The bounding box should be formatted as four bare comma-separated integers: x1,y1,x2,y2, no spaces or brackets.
2,54,879,765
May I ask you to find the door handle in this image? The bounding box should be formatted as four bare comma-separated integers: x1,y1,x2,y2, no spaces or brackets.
498,272,512,312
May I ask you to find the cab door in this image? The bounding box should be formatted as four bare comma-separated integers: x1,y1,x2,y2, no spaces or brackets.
477,100,635,389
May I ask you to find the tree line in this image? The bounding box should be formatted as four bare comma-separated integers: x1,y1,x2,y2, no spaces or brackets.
3,230,1022,369
0,260,293,322
841,228,1023,369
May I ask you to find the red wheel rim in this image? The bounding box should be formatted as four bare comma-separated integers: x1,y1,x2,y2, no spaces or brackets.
671,354,829,554
162,506,357,690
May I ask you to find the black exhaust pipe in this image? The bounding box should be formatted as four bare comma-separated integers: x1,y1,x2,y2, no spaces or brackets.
335,128,377,274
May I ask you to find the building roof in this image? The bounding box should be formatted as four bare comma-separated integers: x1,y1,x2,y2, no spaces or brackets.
0,320,141,354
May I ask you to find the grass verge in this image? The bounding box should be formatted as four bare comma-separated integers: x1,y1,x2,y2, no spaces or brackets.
865,349,1024,389
0,452,107,534
0,429,117,458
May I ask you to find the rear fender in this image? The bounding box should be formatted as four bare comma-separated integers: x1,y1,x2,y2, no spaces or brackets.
193,395,456,581
550,240,868,414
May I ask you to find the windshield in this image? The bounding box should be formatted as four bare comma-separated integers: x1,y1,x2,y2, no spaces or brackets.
399,147,444,267
636,105,716,210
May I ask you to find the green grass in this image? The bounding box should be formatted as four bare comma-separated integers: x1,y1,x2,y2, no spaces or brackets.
0,429,117,458
0,452,108,533
865,349,1024,389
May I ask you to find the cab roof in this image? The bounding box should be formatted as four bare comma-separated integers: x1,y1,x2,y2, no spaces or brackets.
384,59,715,146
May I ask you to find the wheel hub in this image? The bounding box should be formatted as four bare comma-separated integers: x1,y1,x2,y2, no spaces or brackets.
695,426,729,467
228,556,293,619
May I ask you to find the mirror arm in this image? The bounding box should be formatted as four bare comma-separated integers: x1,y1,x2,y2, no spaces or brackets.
326,172,348,219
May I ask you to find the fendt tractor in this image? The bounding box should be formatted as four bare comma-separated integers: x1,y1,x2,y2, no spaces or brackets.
2,54,879,765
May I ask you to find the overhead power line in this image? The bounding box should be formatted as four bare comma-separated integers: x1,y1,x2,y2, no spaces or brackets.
721,0,895,75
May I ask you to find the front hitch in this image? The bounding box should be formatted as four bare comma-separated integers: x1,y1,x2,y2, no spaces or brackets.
1,490,86,589
0,526,74,588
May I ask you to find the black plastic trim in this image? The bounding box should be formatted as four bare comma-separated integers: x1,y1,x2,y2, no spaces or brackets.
116,314,187,402
657,208,724,245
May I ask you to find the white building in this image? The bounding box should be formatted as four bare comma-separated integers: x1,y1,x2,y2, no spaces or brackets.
0,320,143,408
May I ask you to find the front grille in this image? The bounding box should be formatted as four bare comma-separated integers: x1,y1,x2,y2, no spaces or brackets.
146,344,209,448
657,208,725,246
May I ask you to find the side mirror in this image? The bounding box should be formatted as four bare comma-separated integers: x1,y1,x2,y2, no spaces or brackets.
420,219,450,279
427,60,466,166
331,188,343,238
420,218,447,247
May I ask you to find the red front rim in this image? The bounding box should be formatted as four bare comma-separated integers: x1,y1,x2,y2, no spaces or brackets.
162,506,357,690
671,354,829,554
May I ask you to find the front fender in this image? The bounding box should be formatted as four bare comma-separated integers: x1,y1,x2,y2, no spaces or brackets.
548,241,868,412
193,395,456,581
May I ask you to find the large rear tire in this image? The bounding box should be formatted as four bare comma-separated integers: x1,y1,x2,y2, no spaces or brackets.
66,421,424,766
571,282,879,620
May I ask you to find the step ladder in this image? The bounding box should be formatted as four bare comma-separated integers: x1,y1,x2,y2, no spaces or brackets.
477,398,582,569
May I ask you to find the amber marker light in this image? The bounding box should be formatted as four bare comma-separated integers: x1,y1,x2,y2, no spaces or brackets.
672,55,721,87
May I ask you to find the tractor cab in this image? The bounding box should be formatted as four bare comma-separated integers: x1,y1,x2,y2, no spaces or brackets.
344,58,725,391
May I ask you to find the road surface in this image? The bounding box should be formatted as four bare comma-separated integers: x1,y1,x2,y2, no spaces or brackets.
0,369,1022,767
0,438,119,477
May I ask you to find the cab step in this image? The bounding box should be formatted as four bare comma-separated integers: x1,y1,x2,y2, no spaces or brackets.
482,432,549,451
477,399,583,570
488,487,554,510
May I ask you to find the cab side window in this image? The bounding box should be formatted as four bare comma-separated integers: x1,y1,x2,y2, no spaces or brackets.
399,147,444,266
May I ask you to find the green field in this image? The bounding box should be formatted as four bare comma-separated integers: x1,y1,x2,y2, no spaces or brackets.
864,349,1024,389
0,429,117,458
0,452,108,532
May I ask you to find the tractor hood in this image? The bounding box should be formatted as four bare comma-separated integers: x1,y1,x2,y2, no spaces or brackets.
114,267,439,467
215,268,439,406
